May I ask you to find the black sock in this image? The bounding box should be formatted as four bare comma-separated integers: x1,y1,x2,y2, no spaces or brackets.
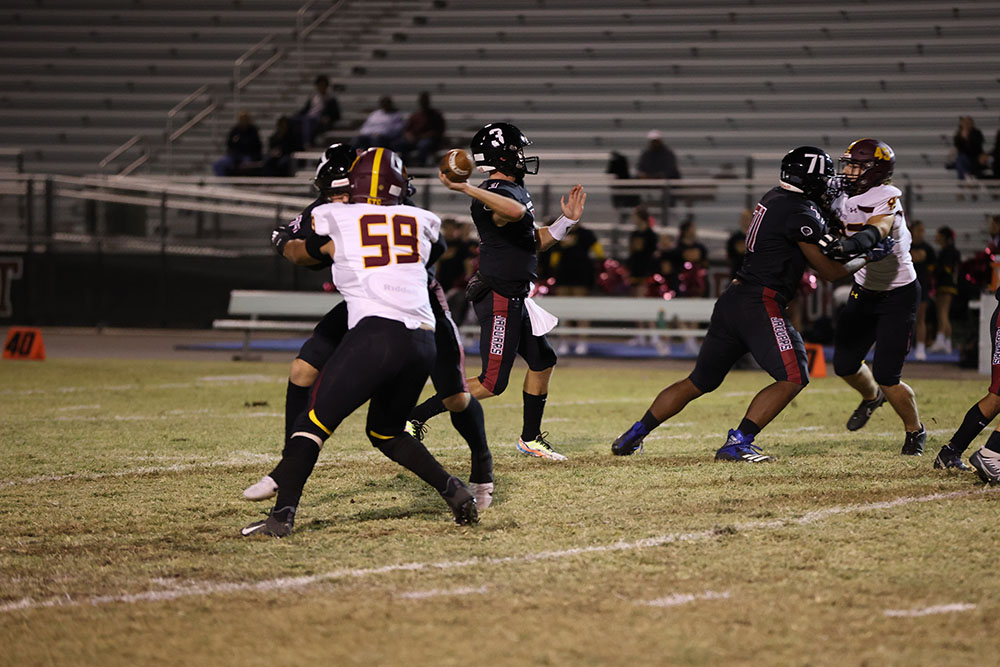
640,410,661,433
270,435,321,510
410,394,447,423
521,392,547,441
985,431,1000,454
450,397,493,483
285,381,312,442
375,434,451,493
738,418,762,437
945,405,990,455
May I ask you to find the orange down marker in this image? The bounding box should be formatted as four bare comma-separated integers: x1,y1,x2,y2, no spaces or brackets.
3,327,46,361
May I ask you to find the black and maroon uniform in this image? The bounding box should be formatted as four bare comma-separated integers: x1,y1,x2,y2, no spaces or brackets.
689,187,825,392
468,179,556,395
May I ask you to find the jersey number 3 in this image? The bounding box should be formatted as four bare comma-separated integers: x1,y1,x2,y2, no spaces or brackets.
359,214,420,268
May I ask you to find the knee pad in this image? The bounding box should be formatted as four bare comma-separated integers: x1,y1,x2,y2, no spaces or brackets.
873,369,901,387
481,372,509,396
833,358,863,379
528,348,557,372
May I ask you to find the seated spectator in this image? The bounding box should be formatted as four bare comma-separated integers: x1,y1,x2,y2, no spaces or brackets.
402,92,446,167
261,116,298,177
212,110,262,176
951,115,987,181
353,96,406,152
295,74,341,150
637,130,681,180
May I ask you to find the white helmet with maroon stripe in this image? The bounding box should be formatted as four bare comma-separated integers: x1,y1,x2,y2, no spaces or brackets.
348,147,407,206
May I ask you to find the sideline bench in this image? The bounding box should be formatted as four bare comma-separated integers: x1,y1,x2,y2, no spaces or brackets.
213,290,716,359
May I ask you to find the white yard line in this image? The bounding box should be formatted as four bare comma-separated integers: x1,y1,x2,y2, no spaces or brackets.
2,487,995,614
641,590,731,608
883,603,977,617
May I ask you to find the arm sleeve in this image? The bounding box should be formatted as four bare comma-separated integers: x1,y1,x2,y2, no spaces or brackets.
305,232,333,264
428,235,447,267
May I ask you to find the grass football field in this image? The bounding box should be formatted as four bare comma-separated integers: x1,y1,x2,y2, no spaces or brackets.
2,356,998,666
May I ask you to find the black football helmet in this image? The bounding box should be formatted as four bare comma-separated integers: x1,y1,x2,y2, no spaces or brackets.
348,147,408,206
779,146,834,202
313,143,356,198
470,122,539,176
839,138,894,196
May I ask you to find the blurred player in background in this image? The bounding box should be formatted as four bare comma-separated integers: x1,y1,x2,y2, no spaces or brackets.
823,139,926,456
610,146,894,462
259,144,495,510
241,148,478,537
932,284,1000,481
407,122,586,461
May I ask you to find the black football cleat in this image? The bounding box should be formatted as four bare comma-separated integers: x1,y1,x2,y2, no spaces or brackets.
846,389,886,431
933,445,971,471
241,506,295,538
900,424,926,456
611,421,648,456
969,447,1000,484
441,476,479,525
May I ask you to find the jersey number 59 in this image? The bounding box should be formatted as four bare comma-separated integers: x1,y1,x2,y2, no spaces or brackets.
359,214,421,268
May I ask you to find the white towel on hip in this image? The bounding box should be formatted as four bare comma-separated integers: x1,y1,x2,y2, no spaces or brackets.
524,297,558,336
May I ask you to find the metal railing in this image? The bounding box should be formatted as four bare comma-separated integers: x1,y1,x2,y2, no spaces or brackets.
167,85,218,174
296,0,347,75
98,135,149,176
233,35,283,115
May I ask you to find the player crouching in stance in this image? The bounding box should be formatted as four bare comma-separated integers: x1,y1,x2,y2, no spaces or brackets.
241,148,477,537
611,147,895,462
931,286,1000,482
824,139,926,455
408,122,586,461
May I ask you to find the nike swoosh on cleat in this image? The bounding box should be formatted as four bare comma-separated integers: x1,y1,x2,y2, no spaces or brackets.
240,524,264,536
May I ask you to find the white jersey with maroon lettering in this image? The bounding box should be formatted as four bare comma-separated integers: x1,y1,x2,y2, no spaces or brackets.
834,183,916,291
312,201,441,330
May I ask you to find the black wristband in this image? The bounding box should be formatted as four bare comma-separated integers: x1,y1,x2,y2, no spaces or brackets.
840,225,882,255
305,233,331,262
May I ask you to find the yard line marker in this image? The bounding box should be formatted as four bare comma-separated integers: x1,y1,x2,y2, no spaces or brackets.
642,590,731,607
2,487,995,614
396,585,488,600
883,603,977,617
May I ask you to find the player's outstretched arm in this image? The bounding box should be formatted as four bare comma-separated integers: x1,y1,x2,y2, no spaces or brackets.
437,171,526,226
537,185,587,251
800,242,866,281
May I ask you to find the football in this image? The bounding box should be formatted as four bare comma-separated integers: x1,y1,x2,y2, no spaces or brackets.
439,148,474,182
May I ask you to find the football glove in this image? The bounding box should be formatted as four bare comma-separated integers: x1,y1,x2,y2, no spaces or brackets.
818,232,846,260
865,235,896,262
270,224,293,257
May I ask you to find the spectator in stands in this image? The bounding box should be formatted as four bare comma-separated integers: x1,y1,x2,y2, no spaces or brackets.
726,208,752,279
626,204,660,296
930,225,961,355
551,223,605,354
951,115,987,181
353,96,406,152
607,151,641,212
261,116,298,177
402,92,446,167
992,124,1000,178
212,110,262,176
637,130,681,180
988,213,1000,250
908,220,935,361
295,75,341,150
674,219,709,298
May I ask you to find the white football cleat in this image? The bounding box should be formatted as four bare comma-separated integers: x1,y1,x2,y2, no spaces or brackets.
243,475,278,501
468,482,494,509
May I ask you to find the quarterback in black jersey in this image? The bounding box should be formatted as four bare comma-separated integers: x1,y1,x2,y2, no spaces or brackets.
611,146,894,462
409,122,586,461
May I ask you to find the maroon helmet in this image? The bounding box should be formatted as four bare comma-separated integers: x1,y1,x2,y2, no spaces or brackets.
839,138,894,196
348,147,408,206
